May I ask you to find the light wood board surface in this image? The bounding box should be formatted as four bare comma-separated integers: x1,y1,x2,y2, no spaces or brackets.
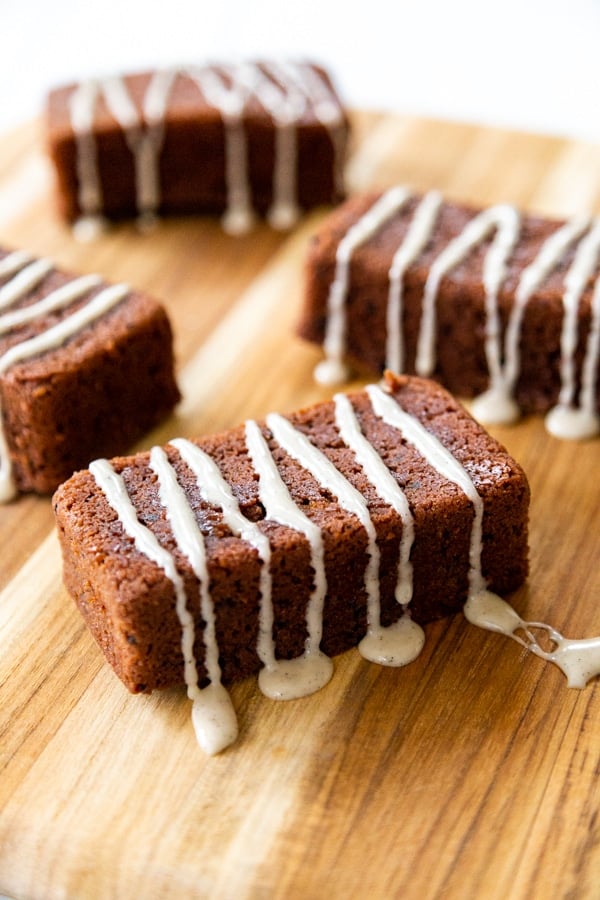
0,111,599,900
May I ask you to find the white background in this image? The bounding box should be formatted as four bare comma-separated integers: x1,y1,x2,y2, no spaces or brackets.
1,0,600,142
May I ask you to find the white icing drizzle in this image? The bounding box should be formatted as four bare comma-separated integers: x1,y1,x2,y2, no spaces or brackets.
234,63,307,230
464,592,600,688
187,65,256,235
169,436,275,679
318,190,600,438
264,61,347,198
386,191,443,373
245,418,334,699
0,274,127,503
472,215,592,424
0,258,54,312
416,204,521,380
545,218,600,439
315,186,413,386
70,62,342,236
85,381,600,753
71,70,177,231
0,250,33,281
148,446,238,756
0,274,102,335
332,393,423,666
367,384,487,596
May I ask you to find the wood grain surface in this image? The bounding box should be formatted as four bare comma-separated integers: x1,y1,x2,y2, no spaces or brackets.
0,111,599,900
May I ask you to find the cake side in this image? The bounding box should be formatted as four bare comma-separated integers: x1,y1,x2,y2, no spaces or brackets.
53,374,529,695
46,62,350,231
0,248,180,497
299,189,600,437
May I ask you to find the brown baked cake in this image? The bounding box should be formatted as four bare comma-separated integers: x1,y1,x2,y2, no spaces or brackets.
0,246,180,501
54,373,529,752
299,187,600,440
46,61,350,237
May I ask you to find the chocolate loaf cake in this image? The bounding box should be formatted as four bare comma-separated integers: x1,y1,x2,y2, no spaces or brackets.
0,246,180,500
46,61,349,237
299,187,600,440
54,374,529,753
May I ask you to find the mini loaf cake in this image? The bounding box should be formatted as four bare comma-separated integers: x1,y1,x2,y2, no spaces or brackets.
0,246,180,500
299,187,600,440
46,61,350,237
54,373,530,754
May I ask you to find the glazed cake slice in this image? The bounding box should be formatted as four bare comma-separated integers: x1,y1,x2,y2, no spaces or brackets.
54,374,529,753
299,187,600,439
0,247,180,500
46,61,349,237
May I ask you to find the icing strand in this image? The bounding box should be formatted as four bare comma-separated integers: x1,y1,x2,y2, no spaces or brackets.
263,61,346,198
169,437,275,673
0,250,33,281
332,394,423,666
266,410,382,639
385,191,443,373
0,274,102,335
0,282,128,503
148,446,238,756
245,418,334,699
473,215,592,424
367,384,486,596
464,592,600,688
235,63,307,230
415,204,521,379
186,65,256,235
315,186,413,386
545,218,600,439
0,258,54,312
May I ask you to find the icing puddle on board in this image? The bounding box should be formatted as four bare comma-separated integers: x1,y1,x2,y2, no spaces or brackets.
87,382,600,756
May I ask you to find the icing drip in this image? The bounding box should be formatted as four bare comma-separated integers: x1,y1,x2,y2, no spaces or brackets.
416,204,521,380
71,71,177,231
367,384,487,596
0,274,127,503
245,418,334,699
148,447,238,756
171,436,280,685
70,80,104,229
235,63,307,230
70,62,340,236
0,250,33,281
464,592,600,688
385,191,443,373
315,186,413,386
472,215,592,425
187,65,256,235
264,61,347,198
318,191,600,437
545,218,600,439
332,393,422,665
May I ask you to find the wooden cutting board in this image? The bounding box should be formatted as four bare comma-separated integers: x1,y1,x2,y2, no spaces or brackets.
0,110,599,900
